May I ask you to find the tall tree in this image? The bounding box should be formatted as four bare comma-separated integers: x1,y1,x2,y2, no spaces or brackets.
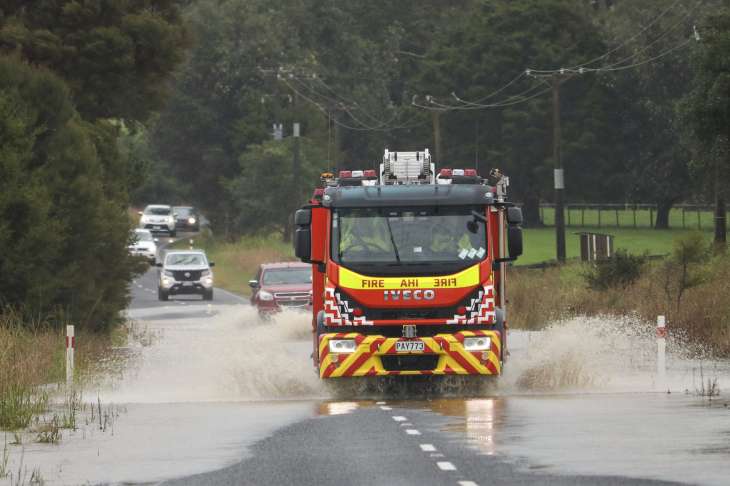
681,6,730,247
0,0,189,121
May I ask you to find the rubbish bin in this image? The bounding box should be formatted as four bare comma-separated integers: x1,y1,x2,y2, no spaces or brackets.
577,232,614,262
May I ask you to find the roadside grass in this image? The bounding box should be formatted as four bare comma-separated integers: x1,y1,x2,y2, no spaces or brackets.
0,308,125,434
519,227,713,266
508,253,730,356
171,232,295,296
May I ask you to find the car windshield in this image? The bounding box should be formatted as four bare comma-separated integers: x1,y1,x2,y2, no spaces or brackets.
332,206,487,265
145,206,171,216
262,268,311,285
174,207,194,217
134,231,153,242
166,253,206,266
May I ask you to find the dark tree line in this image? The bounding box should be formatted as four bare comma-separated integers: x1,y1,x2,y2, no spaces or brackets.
0,1,188,329
143,0,727,239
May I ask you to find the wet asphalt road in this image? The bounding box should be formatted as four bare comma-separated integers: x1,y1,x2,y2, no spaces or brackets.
14,234,726,486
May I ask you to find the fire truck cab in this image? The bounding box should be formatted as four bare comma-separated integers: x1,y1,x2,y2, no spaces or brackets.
294,149,523,379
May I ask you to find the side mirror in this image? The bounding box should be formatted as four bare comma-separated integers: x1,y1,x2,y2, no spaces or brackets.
248,279,259,289
294,208,312,262
155,262,163,267
508,226,523,259
507,207,523,225
209,262,215,267
138,211,143,216
149,260,157,266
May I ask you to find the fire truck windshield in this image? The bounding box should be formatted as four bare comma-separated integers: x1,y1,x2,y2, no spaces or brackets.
332,207,487,270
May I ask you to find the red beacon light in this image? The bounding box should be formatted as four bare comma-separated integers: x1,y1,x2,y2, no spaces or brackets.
439,168,453,178
464,169,477,177
363,169,376,178
339,170,352,178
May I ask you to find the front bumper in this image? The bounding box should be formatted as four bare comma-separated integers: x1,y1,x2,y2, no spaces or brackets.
318,330,501,378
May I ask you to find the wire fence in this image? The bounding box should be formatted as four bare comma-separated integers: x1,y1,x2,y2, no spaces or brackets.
536,203,718,230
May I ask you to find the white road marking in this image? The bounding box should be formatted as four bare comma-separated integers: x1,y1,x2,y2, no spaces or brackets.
376,401,386,405
437,461,456,471
392,416,407,422
380,406,392,411
458,482,479,486
400,423,413,427
405,429,421,436
420,444,436,452
430,453,445,458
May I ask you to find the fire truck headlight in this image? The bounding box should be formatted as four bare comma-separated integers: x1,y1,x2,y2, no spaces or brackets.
329,339,357,353
258,290,274,301
464,337,491,351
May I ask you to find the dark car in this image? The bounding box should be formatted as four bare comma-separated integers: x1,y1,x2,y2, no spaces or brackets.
249,262,312,318
172,206,200,232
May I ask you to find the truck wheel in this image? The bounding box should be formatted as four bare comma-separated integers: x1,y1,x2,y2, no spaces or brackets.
495,308,505,362
158,288,169,301
203,289,213,301
170,230,177,237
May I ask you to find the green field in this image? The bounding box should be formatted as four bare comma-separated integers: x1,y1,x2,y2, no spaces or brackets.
538,206,716,230
519,227,713,266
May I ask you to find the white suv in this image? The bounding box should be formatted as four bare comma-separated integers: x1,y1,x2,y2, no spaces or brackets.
139,204,176,237
157,250,215,301
128,229,158,264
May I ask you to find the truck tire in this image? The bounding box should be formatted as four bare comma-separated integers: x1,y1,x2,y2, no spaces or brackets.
158,288,169,301
494,308,505,362
170,229,177,237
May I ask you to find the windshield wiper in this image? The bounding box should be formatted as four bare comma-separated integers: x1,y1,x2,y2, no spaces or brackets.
384,217,401,264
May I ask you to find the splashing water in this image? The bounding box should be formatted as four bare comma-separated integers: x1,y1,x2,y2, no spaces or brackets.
503,314,729,395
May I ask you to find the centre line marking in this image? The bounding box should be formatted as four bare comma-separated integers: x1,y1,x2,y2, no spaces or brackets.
458,482,479,486
405,429,421,436
400,423,413,427
437,461,456,471
420,444,436,452
392,416,407,422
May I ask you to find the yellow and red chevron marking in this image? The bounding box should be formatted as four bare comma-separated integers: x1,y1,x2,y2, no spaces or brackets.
318,330,501,378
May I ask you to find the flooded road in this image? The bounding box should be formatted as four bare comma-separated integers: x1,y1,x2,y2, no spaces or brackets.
3,270,729,485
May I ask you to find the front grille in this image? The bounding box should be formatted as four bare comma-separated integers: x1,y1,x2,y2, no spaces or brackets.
172,270,202,281
381,354,439,372
274,292,310,299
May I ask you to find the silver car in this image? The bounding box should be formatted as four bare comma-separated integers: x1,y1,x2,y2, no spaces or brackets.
139,204,177,237
157,250,214,301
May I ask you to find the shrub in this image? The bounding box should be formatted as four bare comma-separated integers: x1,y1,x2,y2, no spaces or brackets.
583,250,647,290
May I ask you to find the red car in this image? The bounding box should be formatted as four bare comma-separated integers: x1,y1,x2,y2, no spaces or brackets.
249,262,312,317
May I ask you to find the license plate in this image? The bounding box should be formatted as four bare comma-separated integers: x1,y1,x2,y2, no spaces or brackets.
182,282,193,287
153,225,161,229
395,340,425,353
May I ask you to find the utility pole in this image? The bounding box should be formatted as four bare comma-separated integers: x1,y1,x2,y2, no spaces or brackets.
529,70,573,263
432,111,442,164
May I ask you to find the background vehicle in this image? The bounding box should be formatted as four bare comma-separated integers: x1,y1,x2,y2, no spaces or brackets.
139,204,177,237
172,206,200,232
157,250,215,301
294,149,523,379
128,229,158,264
249,262,312,318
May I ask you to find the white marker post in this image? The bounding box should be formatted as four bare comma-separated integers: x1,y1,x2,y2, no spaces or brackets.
656,315,667,389
66,325,75,386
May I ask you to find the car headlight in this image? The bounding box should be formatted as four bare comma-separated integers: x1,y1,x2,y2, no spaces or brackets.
163,270,174,277
201,269,211,276
328,339,357,353
168,216,175,224
140,215,148,223
258,290,274,301
161,277,173,287
188,217,196,224
463,336,491,351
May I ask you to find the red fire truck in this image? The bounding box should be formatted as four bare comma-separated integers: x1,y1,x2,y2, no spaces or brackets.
294,149,523,379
